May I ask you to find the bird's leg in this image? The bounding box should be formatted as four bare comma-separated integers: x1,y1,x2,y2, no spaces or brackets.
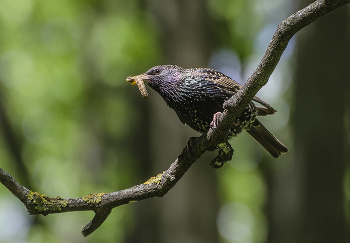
209,141,234,169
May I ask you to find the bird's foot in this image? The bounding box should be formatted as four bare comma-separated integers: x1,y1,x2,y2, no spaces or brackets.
210,112,222,130
210,112,239,130
210,141,234,169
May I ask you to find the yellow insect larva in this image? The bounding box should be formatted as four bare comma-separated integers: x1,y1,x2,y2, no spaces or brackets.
126,76,148,99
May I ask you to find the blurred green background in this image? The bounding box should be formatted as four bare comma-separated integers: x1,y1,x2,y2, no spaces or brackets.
0,0,349,242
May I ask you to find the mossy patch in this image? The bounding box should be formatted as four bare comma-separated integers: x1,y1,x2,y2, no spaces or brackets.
82,193,107,204
143,172,164,185
27,191,68,214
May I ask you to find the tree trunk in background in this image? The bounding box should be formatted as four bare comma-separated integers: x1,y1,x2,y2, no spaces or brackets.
266,3,350,243
126,0,219,243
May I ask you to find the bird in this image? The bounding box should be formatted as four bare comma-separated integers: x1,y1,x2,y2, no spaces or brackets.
127,65,287,166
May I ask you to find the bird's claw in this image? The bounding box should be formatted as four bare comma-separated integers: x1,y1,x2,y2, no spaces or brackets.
210,112,222,130
210,112,239,130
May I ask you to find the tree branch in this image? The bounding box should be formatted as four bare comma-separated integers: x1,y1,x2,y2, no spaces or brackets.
0,0,348,237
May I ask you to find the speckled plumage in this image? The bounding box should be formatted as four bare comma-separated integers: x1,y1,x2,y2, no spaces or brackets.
128,65,287,165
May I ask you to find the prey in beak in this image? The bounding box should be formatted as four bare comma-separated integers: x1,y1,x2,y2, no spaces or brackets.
126,74,149,99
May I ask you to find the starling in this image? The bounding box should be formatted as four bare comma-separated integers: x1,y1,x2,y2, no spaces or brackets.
127,65,287,167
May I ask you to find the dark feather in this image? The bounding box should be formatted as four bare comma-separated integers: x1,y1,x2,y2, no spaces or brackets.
246,120,288,158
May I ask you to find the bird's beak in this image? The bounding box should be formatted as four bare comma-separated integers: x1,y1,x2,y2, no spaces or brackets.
126,74,149,99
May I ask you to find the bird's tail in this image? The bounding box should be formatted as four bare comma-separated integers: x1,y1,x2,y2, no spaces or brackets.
246,119,288,158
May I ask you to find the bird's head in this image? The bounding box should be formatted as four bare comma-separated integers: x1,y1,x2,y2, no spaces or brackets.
127,65,183,93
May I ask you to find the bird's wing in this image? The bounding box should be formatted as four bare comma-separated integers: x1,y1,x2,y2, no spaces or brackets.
198,69,242,93
211,75,277,115
196,68,277,115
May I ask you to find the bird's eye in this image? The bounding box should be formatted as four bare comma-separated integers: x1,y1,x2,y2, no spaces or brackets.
147,68,161,75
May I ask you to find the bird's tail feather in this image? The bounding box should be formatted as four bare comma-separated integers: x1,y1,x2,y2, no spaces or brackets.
246,120,288,158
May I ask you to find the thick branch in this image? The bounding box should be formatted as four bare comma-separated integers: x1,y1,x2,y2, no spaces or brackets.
0,0,348,237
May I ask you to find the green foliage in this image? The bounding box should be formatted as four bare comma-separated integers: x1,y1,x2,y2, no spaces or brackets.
0,0,160,242
208,0,264,60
